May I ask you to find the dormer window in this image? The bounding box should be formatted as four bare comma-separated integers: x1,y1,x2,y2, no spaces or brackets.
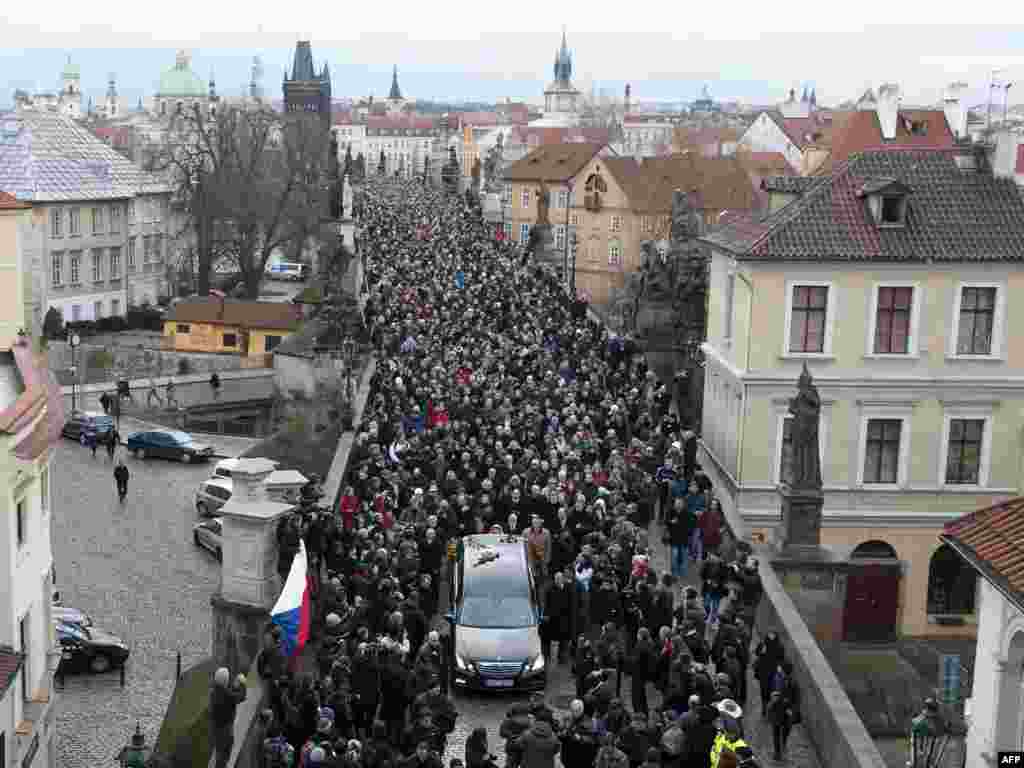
857,179,911,228
910,121,927,136
880,195,907,225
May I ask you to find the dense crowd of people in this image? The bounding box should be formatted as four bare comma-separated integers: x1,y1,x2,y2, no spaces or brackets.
210,179,805,768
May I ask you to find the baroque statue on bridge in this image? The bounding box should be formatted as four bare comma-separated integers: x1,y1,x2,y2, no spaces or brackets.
787,363,823,490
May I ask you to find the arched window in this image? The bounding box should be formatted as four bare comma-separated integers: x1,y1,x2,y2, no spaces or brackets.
927,544,976,615
851,540,898,559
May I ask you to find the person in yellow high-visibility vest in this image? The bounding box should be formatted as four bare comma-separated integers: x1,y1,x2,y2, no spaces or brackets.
710,699,748,768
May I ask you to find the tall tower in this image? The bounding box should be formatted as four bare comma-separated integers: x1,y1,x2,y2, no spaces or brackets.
104,73,119,120
625,83,631,116
60,55,82,119
249,56,264,101
282,40,332,127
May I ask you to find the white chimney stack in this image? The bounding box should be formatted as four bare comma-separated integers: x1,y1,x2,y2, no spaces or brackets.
876,83,901,141
943,81,968,141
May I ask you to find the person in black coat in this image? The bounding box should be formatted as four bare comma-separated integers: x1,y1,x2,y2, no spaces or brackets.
543,571,575,662
628,628,656,717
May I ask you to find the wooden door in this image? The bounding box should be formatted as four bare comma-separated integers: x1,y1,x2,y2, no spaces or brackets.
843,564,900,643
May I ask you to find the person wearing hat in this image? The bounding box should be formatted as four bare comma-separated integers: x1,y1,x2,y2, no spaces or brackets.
210,666,248,768
709,706,748,768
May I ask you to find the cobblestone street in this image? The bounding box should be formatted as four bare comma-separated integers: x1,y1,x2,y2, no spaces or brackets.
51,438,219,766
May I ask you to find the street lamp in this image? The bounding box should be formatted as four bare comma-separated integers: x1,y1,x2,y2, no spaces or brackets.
115,722,152,767
69,333,81,412
569,233,578,299
908,699,954,768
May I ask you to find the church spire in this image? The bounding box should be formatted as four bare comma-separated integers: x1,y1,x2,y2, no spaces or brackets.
389,65,403,101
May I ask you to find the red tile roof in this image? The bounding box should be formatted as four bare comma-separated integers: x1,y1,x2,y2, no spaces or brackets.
636,154,760,214
366,116,436,130
0,646,24,700
166,298,303,331
821,109,955,171
457,112,499,127
503,143,606,182
0,192,30,210
332,111,354,125
705,148,1024,262
941,497,1024,610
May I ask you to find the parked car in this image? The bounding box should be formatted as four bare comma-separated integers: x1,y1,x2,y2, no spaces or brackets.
195,478,232,517
52,604,94,628
126,430,214,463
61,411,114,442
449,534,546,692
56,621,130,673
193,517,223,560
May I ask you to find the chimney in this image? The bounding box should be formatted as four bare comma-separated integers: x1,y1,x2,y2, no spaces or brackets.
943,81,968,141
876,83,901,141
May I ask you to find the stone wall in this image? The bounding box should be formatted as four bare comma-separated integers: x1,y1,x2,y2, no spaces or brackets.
49,339,252,386
756,557,889,768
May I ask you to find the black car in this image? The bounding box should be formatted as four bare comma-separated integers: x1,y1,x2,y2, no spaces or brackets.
56,621,130,673
61,411,115,441
448,534,546,692
126,430,214,463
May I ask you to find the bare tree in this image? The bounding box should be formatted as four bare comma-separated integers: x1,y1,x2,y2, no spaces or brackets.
157,104,329,298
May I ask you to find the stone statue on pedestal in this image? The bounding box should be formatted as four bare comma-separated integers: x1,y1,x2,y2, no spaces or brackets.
342,174,353,220
788,363,822,491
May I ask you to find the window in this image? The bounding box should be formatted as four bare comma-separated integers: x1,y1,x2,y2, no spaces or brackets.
142,236,151,264
880,196,905,225
520,223,530,242
521,188,530,208
910,120,928,136
570,214,579,226
927,545,976,615
788,284,829,354
94,301,103,320
111,298,120,317
873,286,914,354
128,238,136,270
265,335,282,352
91,249,103,282
91,206,104,234
109,247,121,279
945,418,985,485
609,215,623,233
723,272,736,340
50,208,63,238
176,323,190,334
641,216,651,233
557,190,569,209
153,235,163,262
863,419,902,484
16,498,25,547
608,241,622,267
223,333,238,347
503,222,512,240
51,252,63,287
956,286,997,356
555,225,565,249
109,204,121,233
68,207,80,236
70,251,81,284
40,468,48,514
127,200,135,222
71,305,81,322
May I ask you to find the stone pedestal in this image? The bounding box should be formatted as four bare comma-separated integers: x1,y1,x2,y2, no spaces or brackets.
211,458,294,672
777,483,825,556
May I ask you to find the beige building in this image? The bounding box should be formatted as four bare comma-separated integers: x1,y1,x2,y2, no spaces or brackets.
0,111,173,333
503,145,759,305
698,147,1024,640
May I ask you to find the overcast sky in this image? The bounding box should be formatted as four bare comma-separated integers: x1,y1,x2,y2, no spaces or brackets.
3,5,1024,109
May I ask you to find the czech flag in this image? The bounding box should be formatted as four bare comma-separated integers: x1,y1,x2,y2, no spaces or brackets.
270,541,312,658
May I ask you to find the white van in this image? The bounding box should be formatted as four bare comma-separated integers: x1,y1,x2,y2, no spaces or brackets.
265,262,308,281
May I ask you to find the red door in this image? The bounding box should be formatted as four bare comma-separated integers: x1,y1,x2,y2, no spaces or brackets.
843,564,900,643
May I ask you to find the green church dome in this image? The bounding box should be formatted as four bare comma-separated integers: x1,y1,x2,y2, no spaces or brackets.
157,51,207,98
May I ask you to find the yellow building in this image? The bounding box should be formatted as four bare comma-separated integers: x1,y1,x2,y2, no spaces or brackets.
0,192,63,768
698,147,1024,641
503,146,759,305
163,297,301,360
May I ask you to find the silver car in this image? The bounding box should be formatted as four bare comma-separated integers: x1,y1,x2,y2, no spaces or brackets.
192,517,223,560
195,478,232,517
